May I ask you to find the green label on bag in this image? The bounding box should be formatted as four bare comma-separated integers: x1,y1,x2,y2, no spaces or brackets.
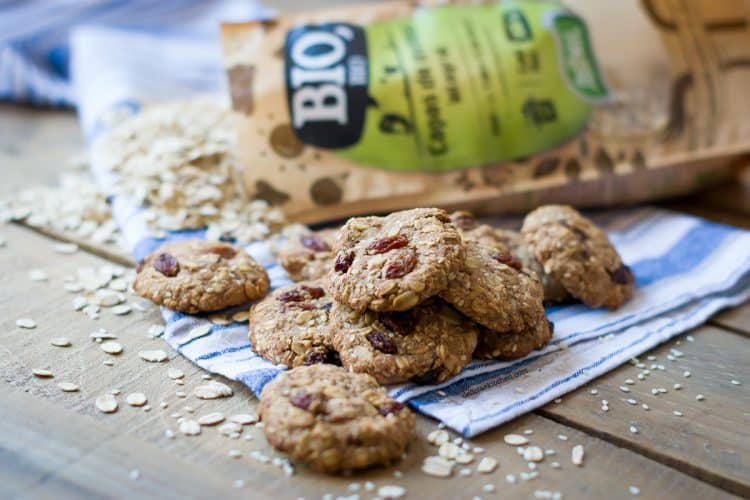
283,0,606,171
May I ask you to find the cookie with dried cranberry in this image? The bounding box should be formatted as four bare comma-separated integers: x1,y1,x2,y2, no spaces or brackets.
248,279,338,367
474,319,553,361
133,240,269,313
259,364,415,473
278,228,338,282
441,239,547,333
521,205,634,309
328,208,463,312
330,299,477,385
451,211,570,304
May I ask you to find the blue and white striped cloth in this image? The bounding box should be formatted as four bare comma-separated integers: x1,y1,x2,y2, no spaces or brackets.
17,2,750,437
121,205,750,437
0,0,268,107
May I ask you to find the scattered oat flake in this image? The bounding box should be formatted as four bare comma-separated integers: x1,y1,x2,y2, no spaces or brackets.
503,434,528,446
100,341,123,355
673,410,683,417
557,434,568,441
126,392,148,407
232,310,250,323
683,371,691,378
188,323,212,339
95,394,118,413
378,485,406,499
58,382,79,392
194,381,233,399
167,368,184,379
139,349,168,362
696,394,705,401
16,318,37,329
129,469,140,480
524,446,544,463
619,386,630,393
571,445,584,466
629,485,640,496
228,449,242,459
32,368,53,378
29,269,48,281
218,422,242,436
505,474,516,484
731,379,741,386
629,426,638,434
50,337,72,347
179,419,201,436
197,412,226,426
111,304,132,315
229,413,258,425
477,456,498,474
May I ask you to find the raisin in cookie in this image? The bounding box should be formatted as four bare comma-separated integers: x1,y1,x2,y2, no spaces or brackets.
451,211,569,304
259,364,415,473
521,205,634,309
441,239,547,333
474,320,553,361
328,208,463,311
133,240,269,313
278,228,338,281
330,299,477,385
249,279,338,367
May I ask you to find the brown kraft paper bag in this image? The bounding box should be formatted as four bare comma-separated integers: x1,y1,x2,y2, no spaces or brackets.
222,0,750,223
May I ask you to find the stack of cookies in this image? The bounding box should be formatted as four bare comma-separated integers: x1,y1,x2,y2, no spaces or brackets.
133,205,635,473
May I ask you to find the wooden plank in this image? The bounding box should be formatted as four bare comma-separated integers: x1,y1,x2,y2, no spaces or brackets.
0,103,82,199
0,223,738,498
711,303,750,337
540,326,750,497
1,383,735,500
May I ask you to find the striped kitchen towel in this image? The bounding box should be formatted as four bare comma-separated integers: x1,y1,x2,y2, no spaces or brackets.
119,204,750,437
0,0,268,107
66,8,750,437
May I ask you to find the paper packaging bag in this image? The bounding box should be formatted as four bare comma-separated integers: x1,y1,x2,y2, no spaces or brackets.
222,0,750,223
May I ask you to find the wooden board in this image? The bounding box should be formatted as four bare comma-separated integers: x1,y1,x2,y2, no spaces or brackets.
0,222,741,499
540,326,750,497
711,303,750,337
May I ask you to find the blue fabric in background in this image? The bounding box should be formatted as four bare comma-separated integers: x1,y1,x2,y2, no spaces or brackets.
0,0,269,107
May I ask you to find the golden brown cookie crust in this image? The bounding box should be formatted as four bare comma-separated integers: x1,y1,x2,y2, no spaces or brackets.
278,228,338,282
133,240,269,313
450,211,570,304
328,208,464,311
259,364,415,473
441,239,547,333
474,320,553,361
521,205,634,310
330,299,478,385
248,279,337,368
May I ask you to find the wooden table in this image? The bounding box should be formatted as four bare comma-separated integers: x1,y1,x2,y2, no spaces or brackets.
2,100,750,500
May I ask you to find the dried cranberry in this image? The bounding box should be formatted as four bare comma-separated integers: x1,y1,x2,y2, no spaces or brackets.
377,401,405,416
491,250,523,271
278,289,305,303
300,234,331,252
301,285,325,299
207,245,237,259
334,251,354,273
289,391,317,411
325,349,342,366
366,331,398,354
611,264,633,285
303,351,326,365
411,368,441,385
454,214,477,230
294,302,317,310
378,311,416,335
384,250,417,279
153,253,180,277
367,234,408,254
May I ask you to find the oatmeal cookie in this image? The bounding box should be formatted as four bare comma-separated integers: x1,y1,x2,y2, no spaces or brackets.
451,211,569,304
278,228,338,281
328,208,463,311
522,205,634,309
249,279,338,367
474,320,553,361
133,240,269,313
441,240,547,333
259,364,415,473
330,299,477,385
